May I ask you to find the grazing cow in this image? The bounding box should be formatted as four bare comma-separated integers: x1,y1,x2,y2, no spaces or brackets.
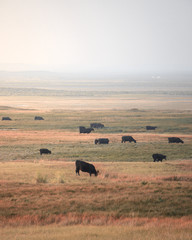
168,137,184,144
79,126,94,134
152,153,166,162
95,138,109,144
121,136,136,143
40,148,51,155
146,126,157,130
75,160,99,176
35,116,44,120
90,123,104,129
2,117,12,121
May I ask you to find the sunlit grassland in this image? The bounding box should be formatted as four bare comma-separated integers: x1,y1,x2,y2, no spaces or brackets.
1,224,192,240
0,88,192,111
0,109,192,133
0,161,191,221
0,141,192,162
1,161,191,184
0,106,192,237
0,109,191,162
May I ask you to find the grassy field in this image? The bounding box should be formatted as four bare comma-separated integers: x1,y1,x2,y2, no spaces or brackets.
0,160,192,220
1,108,192,132
0,89,192,110
1,223,192,240
0,92,192,239
0,160,192,238
0,109,191,162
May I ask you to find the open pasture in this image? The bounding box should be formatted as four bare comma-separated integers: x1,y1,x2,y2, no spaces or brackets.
0,160,192,239
1,221,192,240
0,107,192,133
0,99,192,238
0,109,191,162
0,86,192,111
0,130,191,162
0,160,192,223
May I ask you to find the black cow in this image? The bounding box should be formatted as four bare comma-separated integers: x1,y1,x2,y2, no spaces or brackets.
35,116,44,120
2,117,12,121
168,137,184,144
95,138,109,144
146,126,157,130
121,136,136,143
75,160,99,176
152,153,166,162
79,126,94,134
90,123,104,129
40,148,51,155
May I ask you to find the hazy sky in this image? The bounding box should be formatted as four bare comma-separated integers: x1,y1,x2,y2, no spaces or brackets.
0,0,192,74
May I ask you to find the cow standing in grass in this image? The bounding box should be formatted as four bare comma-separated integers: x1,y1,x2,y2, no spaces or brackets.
35,116,44,120
121,136,136,143
2,117,12,121
168,137,184,143
79,126,94,134
152,153,166,162
90,123,104,129
95,138,109,144
146,126,157,130
40,148,51,155
75,160,99,176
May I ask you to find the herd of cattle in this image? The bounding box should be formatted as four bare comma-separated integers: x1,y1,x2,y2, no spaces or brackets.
40,123,184,176
2,117,185,176
2,116,44,121
74,132,184,176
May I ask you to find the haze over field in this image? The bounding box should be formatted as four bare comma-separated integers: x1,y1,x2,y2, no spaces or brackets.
0,0,192,112
0,0,192,76
0,71,192,111
0,71,192,92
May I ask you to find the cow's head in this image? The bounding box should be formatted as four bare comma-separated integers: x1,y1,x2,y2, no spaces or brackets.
95,170,99,176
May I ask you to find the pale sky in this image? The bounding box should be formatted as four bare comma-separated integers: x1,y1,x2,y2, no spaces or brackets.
0,0,192,74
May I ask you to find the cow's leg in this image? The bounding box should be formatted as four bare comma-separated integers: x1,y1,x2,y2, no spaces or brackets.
76,168,80,175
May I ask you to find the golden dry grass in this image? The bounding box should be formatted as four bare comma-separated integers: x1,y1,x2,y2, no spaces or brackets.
0,94,192,239
0,94,192,110
1,221,192,240
0,130,191,146
0,161,191,228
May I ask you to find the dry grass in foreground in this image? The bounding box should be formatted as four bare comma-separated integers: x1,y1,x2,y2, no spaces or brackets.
0,161,191,227
0,220,192,240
